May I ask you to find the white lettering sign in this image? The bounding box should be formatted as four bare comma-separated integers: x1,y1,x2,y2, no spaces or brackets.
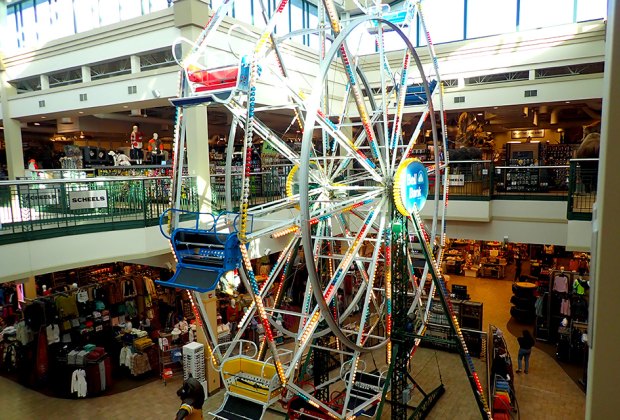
69,190,108,210
19,187,59,205
449,174,465,186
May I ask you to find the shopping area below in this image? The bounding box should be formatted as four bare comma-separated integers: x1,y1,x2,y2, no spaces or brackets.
0,235,588,419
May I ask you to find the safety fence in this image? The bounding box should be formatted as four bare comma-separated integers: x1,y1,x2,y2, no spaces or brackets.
0,159,597,245
0,176,198,245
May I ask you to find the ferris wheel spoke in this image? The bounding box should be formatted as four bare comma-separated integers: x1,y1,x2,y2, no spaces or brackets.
333,208,386,321
227,100,301,165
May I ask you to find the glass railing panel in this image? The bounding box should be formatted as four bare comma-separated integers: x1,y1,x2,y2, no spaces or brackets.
491,165,569,200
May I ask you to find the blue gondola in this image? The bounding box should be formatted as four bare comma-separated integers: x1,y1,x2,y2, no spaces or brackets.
156,210,250,293
404,79,437,106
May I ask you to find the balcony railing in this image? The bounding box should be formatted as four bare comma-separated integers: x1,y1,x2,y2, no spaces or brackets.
491,165,570,200
0,159,596,245
567,159,598,221
0,176,198,245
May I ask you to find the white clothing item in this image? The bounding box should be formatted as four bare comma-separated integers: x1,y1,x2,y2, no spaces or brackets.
15,321,33,346
46,324,60,344
71,369,88,398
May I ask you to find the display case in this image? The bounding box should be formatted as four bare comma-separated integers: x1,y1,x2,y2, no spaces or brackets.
461,301,484,330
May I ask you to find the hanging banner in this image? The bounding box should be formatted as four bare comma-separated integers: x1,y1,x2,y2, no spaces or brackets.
69,190,108,210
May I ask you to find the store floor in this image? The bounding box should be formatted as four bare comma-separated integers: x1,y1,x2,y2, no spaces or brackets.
1,275,585,419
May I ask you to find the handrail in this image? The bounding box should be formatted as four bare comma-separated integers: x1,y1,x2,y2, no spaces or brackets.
494,165,569,169
0,175,177,186
449,160,493,164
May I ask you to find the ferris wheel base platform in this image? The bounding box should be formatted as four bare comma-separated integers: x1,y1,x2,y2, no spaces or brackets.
210,395,265,420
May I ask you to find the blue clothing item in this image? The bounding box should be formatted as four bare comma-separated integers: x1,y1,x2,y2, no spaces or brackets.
518,348,532,373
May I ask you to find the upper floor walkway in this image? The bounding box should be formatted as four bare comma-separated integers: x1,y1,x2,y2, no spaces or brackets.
0,159,596,282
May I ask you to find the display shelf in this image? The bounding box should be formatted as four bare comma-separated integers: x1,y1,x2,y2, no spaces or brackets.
159,344,185,385
461,301,484,330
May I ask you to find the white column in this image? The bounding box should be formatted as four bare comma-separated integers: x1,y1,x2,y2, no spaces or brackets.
1,68,25,179
130,55,141,74
41,74,50,90
82,65,92,82
586,0,620,418
174,0,212,214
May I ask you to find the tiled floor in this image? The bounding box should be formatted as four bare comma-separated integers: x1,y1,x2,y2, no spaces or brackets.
0,274,585,419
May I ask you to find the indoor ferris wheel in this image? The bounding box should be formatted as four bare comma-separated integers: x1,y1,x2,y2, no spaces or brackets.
159,0,491,419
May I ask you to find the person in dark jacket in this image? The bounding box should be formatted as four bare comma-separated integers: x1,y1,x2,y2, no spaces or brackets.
516,329,535,374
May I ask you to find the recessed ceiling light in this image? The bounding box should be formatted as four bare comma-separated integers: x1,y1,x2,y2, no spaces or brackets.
78,111,84,114
123,105,129,108
34,122,41,126
477,113,483,116
565,101,571,104
493,107,498,109
41,116,47,119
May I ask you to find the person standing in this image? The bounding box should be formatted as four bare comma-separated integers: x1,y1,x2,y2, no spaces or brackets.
514,252,522,282
516,329,535,374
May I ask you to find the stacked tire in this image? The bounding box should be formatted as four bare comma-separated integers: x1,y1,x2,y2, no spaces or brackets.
510,282,537,323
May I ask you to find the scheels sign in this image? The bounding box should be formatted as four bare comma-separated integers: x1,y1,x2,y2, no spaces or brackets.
69,190,108,210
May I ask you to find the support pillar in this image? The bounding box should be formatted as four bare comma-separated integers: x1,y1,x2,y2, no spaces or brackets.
198,290,220,394
0,68,25,179
174,0,212,214
586,0,620,418
21,276,37,299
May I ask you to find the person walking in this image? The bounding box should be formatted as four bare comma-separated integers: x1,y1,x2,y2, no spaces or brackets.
516,329,535,374
514,252,522,282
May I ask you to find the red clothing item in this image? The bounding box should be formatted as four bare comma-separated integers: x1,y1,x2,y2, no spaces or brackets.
226,305,240,323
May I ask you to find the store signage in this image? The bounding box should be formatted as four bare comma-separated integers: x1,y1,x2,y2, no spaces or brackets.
394,158,429,216
18,186,59,205
449,174,465,186
511,129,544,139
69,190,108,210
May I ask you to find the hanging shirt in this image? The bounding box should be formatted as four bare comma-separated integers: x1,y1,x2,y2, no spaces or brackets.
553,274,569,293
560,299,571,316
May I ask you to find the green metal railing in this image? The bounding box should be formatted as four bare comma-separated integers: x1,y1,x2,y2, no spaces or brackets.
210,167,291,212
0,159,596,246
428,160,492,200
0,176,198,245
567,159,598,221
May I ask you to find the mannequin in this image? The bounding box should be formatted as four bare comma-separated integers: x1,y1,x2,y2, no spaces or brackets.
130,124,144,164
148,133,163,164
